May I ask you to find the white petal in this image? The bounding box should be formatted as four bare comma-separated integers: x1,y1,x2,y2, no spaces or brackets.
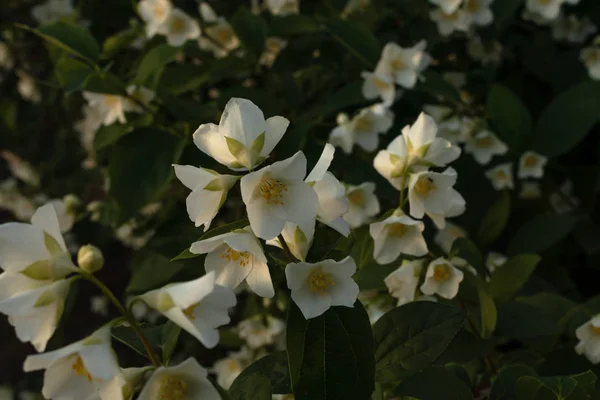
0,223,47,272
193,123,239,169
291,287,331,319
261,116,290,157
281,182,319,225
306,144,335,183
245,261,275,298
220,98,266,147
31,203,67,251
173,165,215,190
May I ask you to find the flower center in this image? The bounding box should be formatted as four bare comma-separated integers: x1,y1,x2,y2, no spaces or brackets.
388,223,408,237
523,154,538,168
307,269,335,295
158,375,188,400
72,357,92,382
227,359,241,372
354,116,372,133
391,57,405,71
215,27,234,43
464,0,480,12
183,304,196,320
537,0,551,4
433,264,451,282
348,190,365,207
495,170,509,181
259,178,288,205
154,4,166,19
374,77,389,89
221,247,251,267
592,325,600,336
475,135,494,148
170,17,186,34
103,95,120,108
414,177,436,197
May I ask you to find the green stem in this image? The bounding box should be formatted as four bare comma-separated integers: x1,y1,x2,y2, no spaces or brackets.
80,271,161,367
278,234,298,263
399,171,409,210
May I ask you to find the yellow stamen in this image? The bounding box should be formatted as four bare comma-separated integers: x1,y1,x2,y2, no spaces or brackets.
158,375,188,400
354,116,372,133
523,154,538,168
592,325,600,335
374,77,389,89
259,178,288,205
221,248,251,267
170,17,186,34
414,177,436,197
388,223,408,237
495,170,509,181
391,58,405,71
154,4,166,19
433,264,451,282
475,135,494,148
103,95,120,108
464,0,480,12
183,304,196,320
307,268,335,295
72,357,92,382
348,190,365,207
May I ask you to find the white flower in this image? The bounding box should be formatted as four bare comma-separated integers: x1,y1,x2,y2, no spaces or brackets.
140,271,236,348
343,182,380,228
48,199,75,233
420,257,464,299
90,296,109,316
198,3,240,58
173,165,238,231
426,184,466,229
137,0,172,38
260,37,287,67
374,113,461,188
423,104,453,122
23,326,120,400
83,92,128,126
520,181,542,199
485,252,506,275
0,179,35,220
240,151,318,240
467,36,502,65
464,130,508,165
190,227,274,298
266,220,314,261
0,42,14,70
124,85,154,113
370,211,427,264
264,0,299,16
580,45,600,80
485,163,514,190
434,221,467,254
75,105,103,152
526,0,562,21
361,70,397,106
0,151,40,187
156,8,200,47
407,167,463,219
137,358,220,400
97,367,149,400
305,144,350,236
429,0,464,14
286,257,359,319
329,104,394,154
0,274,73,352
342,0,371,17
518,151,548,179
193,98,290,171
384,260,423,305
552,14,597,43
438,116,474,144
375,41,431,89
575,315,600,364
237,315,285,348
462,0,493,26
31,0,75,24
212,348,252,390
430,8,472,36
17,71,41,104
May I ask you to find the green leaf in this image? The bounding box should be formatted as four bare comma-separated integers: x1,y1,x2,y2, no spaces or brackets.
491,0,524,31
507,215,579,255
451,238,486,277
533,81,600,158
393,366,474,400
490,365,538,400
101,23,142,60
112,323,162,359
109,128,184,221
54,57,94,92
269,15,321,35
132,44,180,88
486,84,532,151
324,18,381,67
126,250,186,294
225,137,246,159
517,293,576,332
287,301,375,400
161,321,181,364
489,254,541,301
418,71,462,104
230,6,267,58
516,375,588,400
21,21,100,63
372,302,466,383
465,274,497,338
93,123,131,151
496,301,561,343
84,71,128,95
229,352,291,400
435,329,495,365
171,219,250,261
477,191,511,247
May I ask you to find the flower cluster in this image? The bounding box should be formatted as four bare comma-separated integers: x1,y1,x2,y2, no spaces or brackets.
428,0,495,36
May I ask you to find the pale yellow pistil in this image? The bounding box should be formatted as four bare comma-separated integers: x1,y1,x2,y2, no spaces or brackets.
259,178,288,205
158,375,189,400
154,5,166,19
523,155,538,168
72,357,92,382
414,177,436,197
307,269,335,295
464,0,481,12
475,135,494,148
221,248,251,267
388,223,408,237
354,116,372,133
592,325,600,335
348,190,365,207
103,95,120,108
433,264,451,282
215,27,234,43
374,77,389,89
391,58,405,71
183,304,197,320
170,17,186,34
495,170,509,181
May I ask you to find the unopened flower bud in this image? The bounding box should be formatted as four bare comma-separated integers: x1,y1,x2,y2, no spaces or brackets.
63,194,81,214
77,244,104,273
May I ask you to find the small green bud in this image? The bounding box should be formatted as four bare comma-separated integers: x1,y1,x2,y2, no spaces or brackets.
63,194,81,214
77,244,104,273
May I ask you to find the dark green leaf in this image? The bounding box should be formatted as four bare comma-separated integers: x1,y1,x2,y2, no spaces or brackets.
287,301,375,400
109,128,184,221
324,18,381,67
435,329,493,365
230,6,267,58
132,44,180,88
126,250,186,294
112,323,162,359
394,366,474,400
418,71,462,104
269,15,322,36
477,191,511,247
161,321,181,364
229,352,291,399
451,238,486,276
22,21,100,62
496,301,561,342
101,23,143,60
492,0,524,31
93,123,131,151
490,365,538,400
372,302,466,383
54,57,94,92
507,215,579,255
487,84,532,151
489,254,541,301
465,274,497,338
533,81,600,158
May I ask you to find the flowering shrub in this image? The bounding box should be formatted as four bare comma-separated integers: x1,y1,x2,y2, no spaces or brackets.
1,0,600,399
